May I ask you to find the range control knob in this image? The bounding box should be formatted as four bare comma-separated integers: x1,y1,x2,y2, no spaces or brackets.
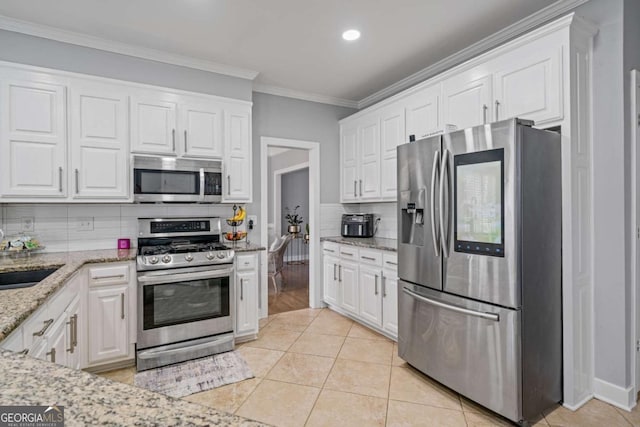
206,252,215,260
185,253,194,262
162,255,172,264
148,256,159,265
217,252,226,259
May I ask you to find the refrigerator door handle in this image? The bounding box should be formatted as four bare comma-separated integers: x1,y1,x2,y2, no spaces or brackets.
402,288,500,322
439,149,451,257
430,150,441,256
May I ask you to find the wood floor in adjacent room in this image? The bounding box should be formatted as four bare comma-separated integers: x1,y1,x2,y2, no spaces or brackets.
268,262,309,315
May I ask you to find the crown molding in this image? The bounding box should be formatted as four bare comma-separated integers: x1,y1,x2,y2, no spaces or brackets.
357,0,591,109
0,14,259,80
253,83,358,109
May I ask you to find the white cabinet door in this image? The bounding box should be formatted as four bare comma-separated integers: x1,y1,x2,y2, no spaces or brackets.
341,124,359,202
443,74,492,130
87,285,129,364
359,265,382,327
130,95,178,155
340,260,359,315
70,84,129,199
405,84,441,140
45,315,68,367
493,46,563,125
382,269,398,336
236,269,259,337
380,105,405,200
359,116,381,200
182,101,223,158
65,295,81,370
223,106,252,202
0,79,67,198
323,254,339,306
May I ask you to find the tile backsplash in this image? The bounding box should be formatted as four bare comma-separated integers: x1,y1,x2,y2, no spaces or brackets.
0,203,250,252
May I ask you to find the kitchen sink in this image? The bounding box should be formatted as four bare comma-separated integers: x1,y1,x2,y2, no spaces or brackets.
0,268,59,290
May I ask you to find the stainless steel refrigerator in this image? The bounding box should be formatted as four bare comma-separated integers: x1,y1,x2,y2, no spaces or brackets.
397,118,562,424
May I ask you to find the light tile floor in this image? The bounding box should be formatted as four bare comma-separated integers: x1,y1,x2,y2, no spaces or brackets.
99,308,640,426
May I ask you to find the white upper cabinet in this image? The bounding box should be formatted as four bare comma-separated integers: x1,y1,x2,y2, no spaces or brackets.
223,105,252,202
358,116,381,200
130,95,178,155
442,73,492,130
405,84,441,141
0,79,67,198
380,105,405,200
182,100,223,159
70,82,130,200
492,45,563,125
340,123,359,202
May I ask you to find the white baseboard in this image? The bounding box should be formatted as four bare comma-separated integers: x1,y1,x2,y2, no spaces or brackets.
284,255,309,262
593,378,636,411
562,393,593,411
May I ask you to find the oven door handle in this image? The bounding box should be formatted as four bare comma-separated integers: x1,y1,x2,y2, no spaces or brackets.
138,269,232,286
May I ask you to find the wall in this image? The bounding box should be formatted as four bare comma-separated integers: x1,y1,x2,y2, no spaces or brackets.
0,29,252,101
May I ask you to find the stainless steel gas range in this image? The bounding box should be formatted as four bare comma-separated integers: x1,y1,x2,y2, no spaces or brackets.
135,217,235,371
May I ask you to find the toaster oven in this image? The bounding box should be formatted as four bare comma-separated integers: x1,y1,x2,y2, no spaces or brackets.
341,214,377,238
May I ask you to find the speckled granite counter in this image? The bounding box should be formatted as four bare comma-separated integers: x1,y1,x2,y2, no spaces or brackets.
229,243,266,252
0,249,137,341
0,350,265,426
321,236,397,252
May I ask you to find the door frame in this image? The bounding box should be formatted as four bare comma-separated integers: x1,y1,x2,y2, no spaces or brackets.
260,137,321,317
273,161,310,237
632,69,640,397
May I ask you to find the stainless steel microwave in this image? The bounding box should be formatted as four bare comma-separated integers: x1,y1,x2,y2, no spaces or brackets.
133,156,222,203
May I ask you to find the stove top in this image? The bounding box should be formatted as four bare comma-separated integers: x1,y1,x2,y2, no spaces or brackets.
140,242,230,256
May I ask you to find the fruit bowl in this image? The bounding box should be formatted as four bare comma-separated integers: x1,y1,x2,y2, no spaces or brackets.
224,231,247,241
226,219,244,227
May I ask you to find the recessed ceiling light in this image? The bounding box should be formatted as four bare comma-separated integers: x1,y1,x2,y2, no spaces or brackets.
342,29,361,41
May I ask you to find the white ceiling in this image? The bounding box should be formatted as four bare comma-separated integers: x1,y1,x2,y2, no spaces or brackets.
0,0,563,104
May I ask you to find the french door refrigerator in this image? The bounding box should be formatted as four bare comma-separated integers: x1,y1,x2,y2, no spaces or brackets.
397,118,562,424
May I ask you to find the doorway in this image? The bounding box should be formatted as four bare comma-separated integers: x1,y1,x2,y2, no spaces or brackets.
259,137,321,318
633,69,640,397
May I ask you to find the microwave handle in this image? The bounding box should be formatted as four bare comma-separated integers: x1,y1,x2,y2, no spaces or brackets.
199,168,205,201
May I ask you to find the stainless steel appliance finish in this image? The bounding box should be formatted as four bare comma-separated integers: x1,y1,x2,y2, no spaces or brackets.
136,217,235,371
133,155,222,203
341,213,377,237
397,119,562,424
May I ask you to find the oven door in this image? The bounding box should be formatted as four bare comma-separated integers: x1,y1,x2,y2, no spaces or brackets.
137,264,233,349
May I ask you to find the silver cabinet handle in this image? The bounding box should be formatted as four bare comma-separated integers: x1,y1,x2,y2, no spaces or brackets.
341,252,354,257
359,179,363,196
482,104,488,124
72,313,78,348
382,275,387,297
338,265,342,282
33,319,54,337
227,175,231,195
324,249,335,253
66,315,75,353
403,287,499,322
74,169,79,194
439,149,451,258
91,274,125,281
46,347,56,363
58,167,63,192
333,263,337,281
184,130,188,152
19,348,29,355
240,278,244,301
172,129,176,151
361,256,376,261
354,180,357,198
431,150,441,256
120,293,125,320
374,274,379,295
495,100,500,121
385,261,398,266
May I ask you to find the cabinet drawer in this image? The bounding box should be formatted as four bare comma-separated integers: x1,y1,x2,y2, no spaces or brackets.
322,242,340,255
48,271,81,320
88,264,129,286
359,249,382,266
339,245,359,259
383,252,398,270
236,254,257,271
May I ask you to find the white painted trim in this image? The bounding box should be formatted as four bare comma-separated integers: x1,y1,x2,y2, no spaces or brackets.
0,14,259,80
357,0,590,108
273,161,310,237
632,69,640,398
562,394,593,412
594,378,637,412
260,137,322,317
253,83,358,109
0,60,253,106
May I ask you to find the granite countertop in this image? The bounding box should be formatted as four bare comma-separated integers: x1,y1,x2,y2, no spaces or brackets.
321,236,397,252
0,350,266,426
230,242,266,252
0,249,137,341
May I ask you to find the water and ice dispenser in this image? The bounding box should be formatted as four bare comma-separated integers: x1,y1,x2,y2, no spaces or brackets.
400,189,425,246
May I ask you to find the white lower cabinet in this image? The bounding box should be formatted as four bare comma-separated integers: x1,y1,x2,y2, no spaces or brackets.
322,243,398,340
235,253,259,340
45,315,68,367
87,284,129,365
65,295,81,370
